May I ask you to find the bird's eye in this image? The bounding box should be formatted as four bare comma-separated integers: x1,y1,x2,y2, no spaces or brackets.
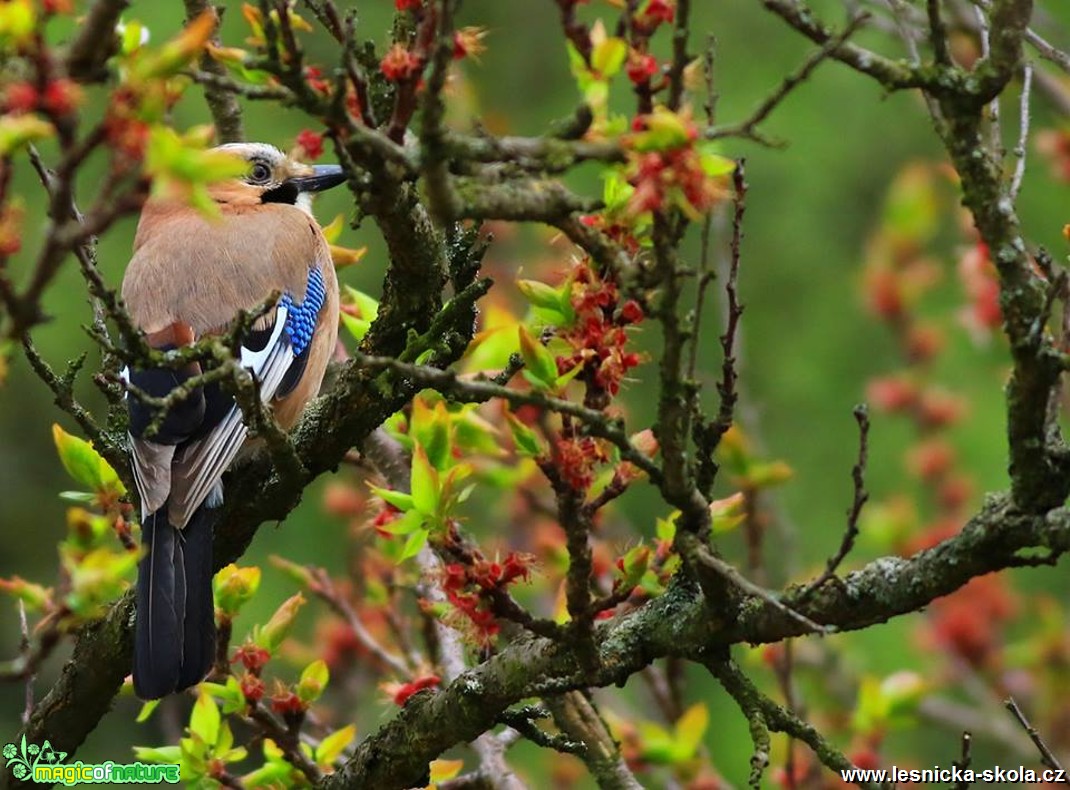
248,162,272,184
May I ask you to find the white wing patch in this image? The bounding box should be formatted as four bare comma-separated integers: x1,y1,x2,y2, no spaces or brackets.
166,305,296,528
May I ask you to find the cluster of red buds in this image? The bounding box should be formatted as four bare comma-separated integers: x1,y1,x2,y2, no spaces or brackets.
628,147,712,215
4,78,80,117
303,65,362,120
957,241,1002,341
438,553,534,643
231,642,271,704
294,129,324,161
388,674,441,706
633,0,676,33
925,574,1018,669
557,262,644,403
103,88,152,161
625,114,728,218
380,43,424,82
554,436,606,492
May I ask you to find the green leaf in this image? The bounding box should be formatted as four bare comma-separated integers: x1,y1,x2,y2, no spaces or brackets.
368,485,414,512
591,37,627,78
411,399,452,470
565,40,593,90
315,724,356,767
51,423,125,497
518,326,558,390
297,659,330,704
213,564,261,616
505,411,540,457
655,514,677,544
629,106,693,152
399,528,429,562
410,445,439,517
200,676,246,715
517,279,562,312
132,9,217,80
136,699,161,723
133,745,182,764
673,703,709,760
254,593,306,652
0,0,36,48
189,691,220,748
340,312,371,343
698,152,736,179
616,545,650,592
0,115,53,157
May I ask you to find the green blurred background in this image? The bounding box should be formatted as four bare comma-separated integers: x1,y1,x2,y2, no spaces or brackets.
2,0,1070,786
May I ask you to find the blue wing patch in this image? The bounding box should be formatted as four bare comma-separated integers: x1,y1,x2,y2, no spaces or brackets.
280,267,326,356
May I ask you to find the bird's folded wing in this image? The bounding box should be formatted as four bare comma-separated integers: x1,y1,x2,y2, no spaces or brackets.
167,306,295,527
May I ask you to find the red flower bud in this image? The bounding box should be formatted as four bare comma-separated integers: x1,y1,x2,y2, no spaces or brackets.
626,53,658,85
295,129,324,161
4,82,37,113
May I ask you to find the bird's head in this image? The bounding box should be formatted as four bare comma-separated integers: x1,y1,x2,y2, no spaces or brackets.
208,142,346,213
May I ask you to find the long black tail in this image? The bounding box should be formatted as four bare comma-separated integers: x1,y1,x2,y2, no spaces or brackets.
134,505,218,699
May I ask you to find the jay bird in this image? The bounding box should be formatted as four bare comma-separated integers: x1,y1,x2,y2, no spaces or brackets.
121,142,344,699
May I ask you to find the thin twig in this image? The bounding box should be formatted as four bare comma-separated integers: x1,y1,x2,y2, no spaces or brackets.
1010,61,1032,201
707,16,866,146
953,731,973,790
1004,697,1070,782
799,405,870,600
19,601,33,726
693,544,833,635
973,3,1002,154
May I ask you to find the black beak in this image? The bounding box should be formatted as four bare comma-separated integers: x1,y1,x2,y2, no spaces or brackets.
288,164,346,193
261,165,347,205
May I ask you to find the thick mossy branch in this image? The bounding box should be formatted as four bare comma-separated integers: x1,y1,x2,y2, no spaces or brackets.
319,493,1070,789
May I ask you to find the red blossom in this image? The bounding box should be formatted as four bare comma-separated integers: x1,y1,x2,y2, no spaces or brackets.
239,673,265,704
232,642,271,674
626,145,723,217
452,27,487,61
907,439,955,482
395,0,422,10
555,436,605,491
849,747,882,772
103,94,150,161
41,79,80,116
371,499,401,538
958,242,1002,337
863,267,904,320
305,65,330,95
43,0,74,12
0,205,24,256
294,129,324,160
937,475,973,511
635,0,675,31
391,674,441,706
626,52,658,84
323,481,365,518
618,300,644,324
918,389,965,429
321,620,360,670
380,44,423,82
927,575,1017,667
866,376,917,413
270,689,306,716
905,323,944,362
4,82,37,113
